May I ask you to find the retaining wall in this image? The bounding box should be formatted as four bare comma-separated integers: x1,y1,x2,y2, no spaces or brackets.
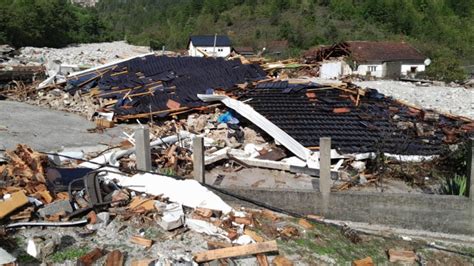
222,188,473,235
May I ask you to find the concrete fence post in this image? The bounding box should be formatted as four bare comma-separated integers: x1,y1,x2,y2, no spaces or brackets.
320,137,331,215
193,137,205,183
320,137,332,195
468,138,474,201
135,126,152,172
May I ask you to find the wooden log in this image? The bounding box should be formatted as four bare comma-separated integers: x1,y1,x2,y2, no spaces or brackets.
193,241,278,262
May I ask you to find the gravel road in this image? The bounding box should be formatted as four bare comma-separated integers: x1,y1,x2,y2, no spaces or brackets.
354,80,474,119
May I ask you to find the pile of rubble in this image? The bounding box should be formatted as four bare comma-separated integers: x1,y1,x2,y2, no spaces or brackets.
7,41,151,69
354,80,474,120
0,144,289,264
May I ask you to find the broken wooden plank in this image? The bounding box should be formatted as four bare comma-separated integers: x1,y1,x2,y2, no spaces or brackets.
353,256,374,266
95,118,115,129
207,241,232,249
194,207,213,218
105,250,124,266
256,254,269,266
0,191,29,219
244,229,264,242
193,240,278,262
9,206,33,220
272,255,294,266
130,236,153,248
388,249,416,263
127,197,155,212
234,216,253,225
298,218,314,229
77,248,104,266
131,259,154,266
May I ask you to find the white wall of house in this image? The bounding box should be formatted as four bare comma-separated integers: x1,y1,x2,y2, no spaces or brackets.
188,42,231,57
319,61,352,79
320,61,342,79
355,64,384,78
401,64,425,75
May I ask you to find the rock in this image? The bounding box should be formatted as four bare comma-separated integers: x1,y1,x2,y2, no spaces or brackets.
194,115,208,132
87,212,110,231
26,237,56,259
37,200,72,218
243,127,265,144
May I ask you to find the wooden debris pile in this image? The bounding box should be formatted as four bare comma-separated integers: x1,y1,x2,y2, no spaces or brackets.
0,144,52,220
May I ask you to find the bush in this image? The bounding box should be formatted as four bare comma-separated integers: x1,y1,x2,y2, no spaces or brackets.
424,48,467,82
442,174,468,197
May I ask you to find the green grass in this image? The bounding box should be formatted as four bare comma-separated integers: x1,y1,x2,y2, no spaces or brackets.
275,219,395,264
49,246,89,263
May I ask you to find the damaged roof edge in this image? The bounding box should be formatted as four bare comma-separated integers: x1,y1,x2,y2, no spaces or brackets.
198,94,312,161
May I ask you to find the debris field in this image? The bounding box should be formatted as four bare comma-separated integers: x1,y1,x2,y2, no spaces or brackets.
0,42,473,265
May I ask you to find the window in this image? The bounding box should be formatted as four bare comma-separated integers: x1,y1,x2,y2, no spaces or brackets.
368,66,377,72
410,66,417,73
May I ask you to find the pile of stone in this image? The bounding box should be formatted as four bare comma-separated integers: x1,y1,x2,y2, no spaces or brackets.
9,41,151,69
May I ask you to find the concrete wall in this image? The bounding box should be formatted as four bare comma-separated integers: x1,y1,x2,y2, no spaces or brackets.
355,64,384,78
320,61,342,79
188,42,231,57
222,187,473,235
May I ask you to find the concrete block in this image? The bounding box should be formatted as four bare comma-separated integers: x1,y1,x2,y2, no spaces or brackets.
38,200,73,217
135,126,151,171
193,137,205,183
157,203,184,231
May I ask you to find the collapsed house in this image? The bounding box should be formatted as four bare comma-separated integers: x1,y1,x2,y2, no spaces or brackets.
236,81,473,155
65,54,266,119
304,41,428,79
1,49,474,264
14,53,474,159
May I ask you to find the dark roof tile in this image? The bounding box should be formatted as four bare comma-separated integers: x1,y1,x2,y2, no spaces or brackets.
189,35,232,47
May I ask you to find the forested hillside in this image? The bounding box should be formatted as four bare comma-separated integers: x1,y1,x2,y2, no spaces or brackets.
1,0,473,81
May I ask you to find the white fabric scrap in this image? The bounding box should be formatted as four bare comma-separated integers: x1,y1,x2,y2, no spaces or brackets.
101,171,232,214
0,248,16,265
232,235,255,245
186,218,228,239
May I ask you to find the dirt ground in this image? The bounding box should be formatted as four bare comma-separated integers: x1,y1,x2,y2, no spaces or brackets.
2,205,472,265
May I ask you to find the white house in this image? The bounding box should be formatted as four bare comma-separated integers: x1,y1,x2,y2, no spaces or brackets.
187,35,232,57
317,41,428,79
348,41,427,78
